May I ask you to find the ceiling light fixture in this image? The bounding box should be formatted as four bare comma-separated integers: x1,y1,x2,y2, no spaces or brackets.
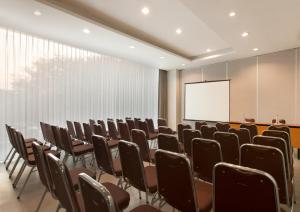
253,48,259,51
83,28,90,34
160,56,165,59
241,32,249,37
129,45,135,49
141,7,150,15
176,28,182,34
182,64,185,66
33,10,42,16
206,48,211,52
201,54,221,60
229,12,236,17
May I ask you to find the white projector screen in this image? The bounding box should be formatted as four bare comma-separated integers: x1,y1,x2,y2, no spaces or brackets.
184,80,230,122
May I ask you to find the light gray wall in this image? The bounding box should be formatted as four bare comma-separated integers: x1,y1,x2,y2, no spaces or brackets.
180,48,300,125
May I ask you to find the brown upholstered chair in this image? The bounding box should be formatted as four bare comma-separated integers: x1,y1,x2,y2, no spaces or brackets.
157,134,181,153
66,120,77,138
268,125,291,136
158,118,167,127
195,121,207,131
93,124,119,149
192,138,222,183
79,173,160,212
138,120,158,140
131,129,156,163
74,121,86,141
126,118,136,135
118,141,157,203
240,123,258,142
97,120,109,137
213,162,281,212
229,128,251,145
215,122,230,132
118,122,131,141
4,125,18,170
177,123,192,144
182,129,201,157
200,125,217,139
214,132,239,165
52,125,83,149
240,144,293,208
158,126,175,135
134,118,141,129
244,118,255,123
155,150,212,211
107,120,121,140
146,118,158,133
83,123,93,144
89,119,96,126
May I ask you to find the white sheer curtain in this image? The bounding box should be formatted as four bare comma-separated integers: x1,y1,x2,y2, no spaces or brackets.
0,27,159,160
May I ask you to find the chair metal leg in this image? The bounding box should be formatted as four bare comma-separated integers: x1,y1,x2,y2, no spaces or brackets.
17,166,34,199
138,190,142,199
146,191,149,204
81,155,86,168
4,147,13,164
35,188,47,212
12,161,26,188
6,150,16,170
9,156,21,178
63,153,69,163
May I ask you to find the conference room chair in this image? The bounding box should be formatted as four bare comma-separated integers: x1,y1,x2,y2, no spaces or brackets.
97,119,109,137
200,125,217,139
79,173,161,212
146,118,158,133
244,118,256,123
158,126,175,135
3,125,17,166
66,120,77,139
131,129,156,163
228,128,251,145
118,141,157,204
157,118,167,127
92,135,122,185
240,144,293,208
272,119,287,125
138,120,158,141
182,129,201,157
213,162,281,212
107,120,121,140
116,119,123,132
60,127,94,166
192,138,222,183
177,123,192,144
89,119,96,126
240,123,258,141
82,123,93,144
93,124,119,150
194,121,207,131
214,132,239,165
268,125,291,136
155,150,212,211
74,121,86,141
52,125,83,149
118,122,131,141
44,123,58,147
215,122,230,132
126,118,136,135
157,134,182,153
134,118,141,129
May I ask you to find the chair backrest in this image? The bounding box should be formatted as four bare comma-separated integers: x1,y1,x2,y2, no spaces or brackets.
177,123,192,143
47,153,80,212
89,119,96,126
5,125,16,149
40,122,48,142
107,120,119,140
182,129,201,156
97,120,107,135
192,138,222,183
157,134,181,153
155,150,198,211
228,128,251,146
200,125,217,139
253,135,290,180
138,120,151,140
93,124,107,137
59,128,74,154
66,120,76,138
52,125,64,150
214,132,239,165
125,119,136,135
268,125,291,136
213,162,281,212
240,123,258,141
158,126,173,135
16,131,31,161
118,122,131,141
83,123,93,144
116,119,123,123
240,144,290,206
145,118,156,133
131,129,151,162
118,141,147,192
79,173,117,212
195,121,207,131
279,119,286,125
216,122,230,132
92,135,115,176
244,118,255,123
158,118,167,127
74,121,85,140
134,118,141,129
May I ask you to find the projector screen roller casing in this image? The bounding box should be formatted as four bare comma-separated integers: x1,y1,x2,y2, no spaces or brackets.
184,80,230,122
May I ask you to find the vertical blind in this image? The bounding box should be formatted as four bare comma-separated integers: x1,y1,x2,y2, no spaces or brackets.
0,27,159,160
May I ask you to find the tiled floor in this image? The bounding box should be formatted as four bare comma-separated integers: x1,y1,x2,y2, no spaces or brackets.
0,150,299,211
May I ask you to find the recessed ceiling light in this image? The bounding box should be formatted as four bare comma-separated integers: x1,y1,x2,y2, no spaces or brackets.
206,48,211,52
129,45,135,49
83,28,90,34
229,12,236,17
182,64,185,66
201,54,222,60
33,10,42,16
176,28,182,34
253,48,259,51
160,56,165,59
141,7,150,15
241,32,249,37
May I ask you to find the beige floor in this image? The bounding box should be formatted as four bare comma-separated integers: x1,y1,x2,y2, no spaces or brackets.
0,150,300,212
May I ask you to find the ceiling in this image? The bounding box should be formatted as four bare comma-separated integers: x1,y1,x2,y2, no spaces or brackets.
1,0,300,69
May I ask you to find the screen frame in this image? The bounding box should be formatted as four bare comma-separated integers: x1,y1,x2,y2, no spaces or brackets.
183,79,231,122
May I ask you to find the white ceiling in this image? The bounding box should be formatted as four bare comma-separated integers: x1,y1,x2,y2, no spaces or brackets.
1,0,300,69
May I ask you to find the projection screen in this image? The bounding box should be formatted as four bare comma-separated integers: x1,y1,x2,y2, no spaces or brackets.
184,80,230,122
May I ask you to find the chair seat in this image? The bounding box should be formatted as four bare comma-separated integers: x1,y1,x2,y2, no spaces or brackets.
25,140,43,148
102,182,130,210
28,150,60,165
72,139,84,146
24,138,37,143
107,139,119,148
113,158,122,176
70,167,96,190
144,166,158,193
194,180,213,211
130,205,161,212
72,144,94,156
